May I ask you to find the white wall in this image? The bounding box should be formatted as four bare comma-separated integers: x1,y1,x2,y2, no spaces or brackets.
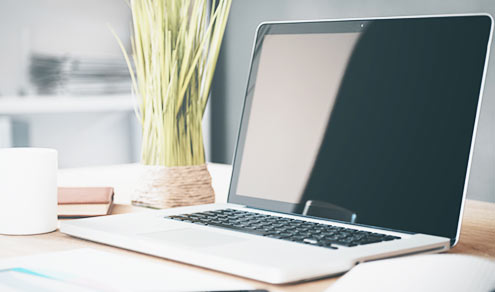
25,113,137,168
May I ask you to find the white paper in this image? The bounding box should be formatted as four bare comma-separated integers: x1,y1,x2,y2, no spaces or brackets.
0,248,253,292
326,254,495,292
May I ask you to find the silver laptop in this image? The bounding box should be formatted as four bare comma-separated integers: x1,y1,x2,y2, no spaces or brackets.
61,14,493,284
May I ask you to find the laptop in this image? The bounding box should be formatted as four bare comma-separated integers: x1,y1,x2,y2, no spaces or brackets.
60,14,493,284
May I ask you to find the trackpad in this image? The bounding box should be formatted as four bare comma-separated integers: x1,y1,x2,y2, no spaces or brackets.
140,228,247,248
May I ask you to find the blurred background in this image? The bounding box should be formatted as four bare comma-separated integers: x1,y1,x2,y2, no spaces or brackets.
0,0,494,202
0,0,137,167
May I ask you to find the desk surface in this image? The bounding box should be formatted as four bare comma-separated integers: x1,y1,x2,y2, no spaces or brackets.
1,164,494,292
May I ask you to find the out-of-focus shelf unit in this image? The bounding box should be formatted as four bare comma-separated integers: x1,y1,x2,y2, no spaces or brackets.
0,0,141,167
0,95,135,115
0,95,140,166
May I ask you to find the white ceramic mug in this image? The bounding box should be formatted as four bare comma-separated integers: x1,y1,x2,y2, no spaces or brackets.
0,148,58,235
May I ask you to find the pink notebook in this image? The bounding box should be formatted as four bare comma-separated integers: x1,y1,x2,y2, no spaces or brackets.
58,187,114,218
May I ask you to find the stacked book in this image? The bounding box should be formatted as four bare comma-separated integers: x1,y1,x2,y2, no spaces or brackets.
58,187,114,218
30,53,132,96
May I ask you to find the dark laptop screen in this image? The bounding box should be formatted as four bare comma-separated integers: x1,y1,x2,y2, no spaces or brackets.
228,16,492,242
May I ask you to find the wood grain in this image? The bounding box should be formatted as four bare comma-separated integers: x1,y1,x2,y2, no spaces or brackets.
0,199,493,292
451,200,495,258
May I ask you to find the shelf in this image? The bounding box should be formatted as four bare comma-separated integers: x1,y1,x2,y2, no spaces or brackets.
0,95,136,115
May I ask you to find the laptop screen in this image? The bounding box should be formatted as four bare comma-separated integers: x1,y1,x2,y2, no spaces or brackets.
228,16,492,242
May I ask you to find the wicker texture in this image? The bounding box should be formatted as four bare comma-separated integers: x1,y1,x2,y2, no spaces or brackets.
132,164,215,209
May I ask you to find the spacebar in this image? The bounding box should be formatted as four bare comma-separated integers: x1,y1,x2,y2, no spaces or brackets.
206,222,267,236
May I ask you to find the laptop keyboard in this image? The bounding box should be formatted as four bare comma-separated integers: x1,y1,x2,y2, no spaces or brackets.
164,209,400,249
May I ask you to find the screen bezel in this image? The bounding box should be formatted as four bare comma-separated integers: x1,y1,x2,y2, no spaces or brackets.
226,14,494,246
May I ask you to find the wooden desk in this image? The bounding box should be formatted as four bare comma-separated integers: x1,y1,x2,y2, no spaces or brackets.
1,164,494,292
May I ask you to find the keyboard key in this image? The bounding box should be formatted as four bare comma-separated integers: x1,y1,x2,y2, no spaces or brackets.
303,238,318,244
384,235,401,240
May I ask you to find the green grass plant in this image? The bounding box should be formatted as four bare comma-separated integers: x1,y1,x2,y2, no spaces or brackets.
114,0,231,166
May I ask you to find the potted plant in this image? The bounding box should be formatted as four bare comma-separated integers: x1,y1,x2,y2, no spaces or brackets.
114,0,232,208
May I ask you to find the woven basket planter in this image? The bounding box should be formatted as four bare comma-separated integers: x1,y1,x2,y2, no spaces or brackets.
132,164,215,209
